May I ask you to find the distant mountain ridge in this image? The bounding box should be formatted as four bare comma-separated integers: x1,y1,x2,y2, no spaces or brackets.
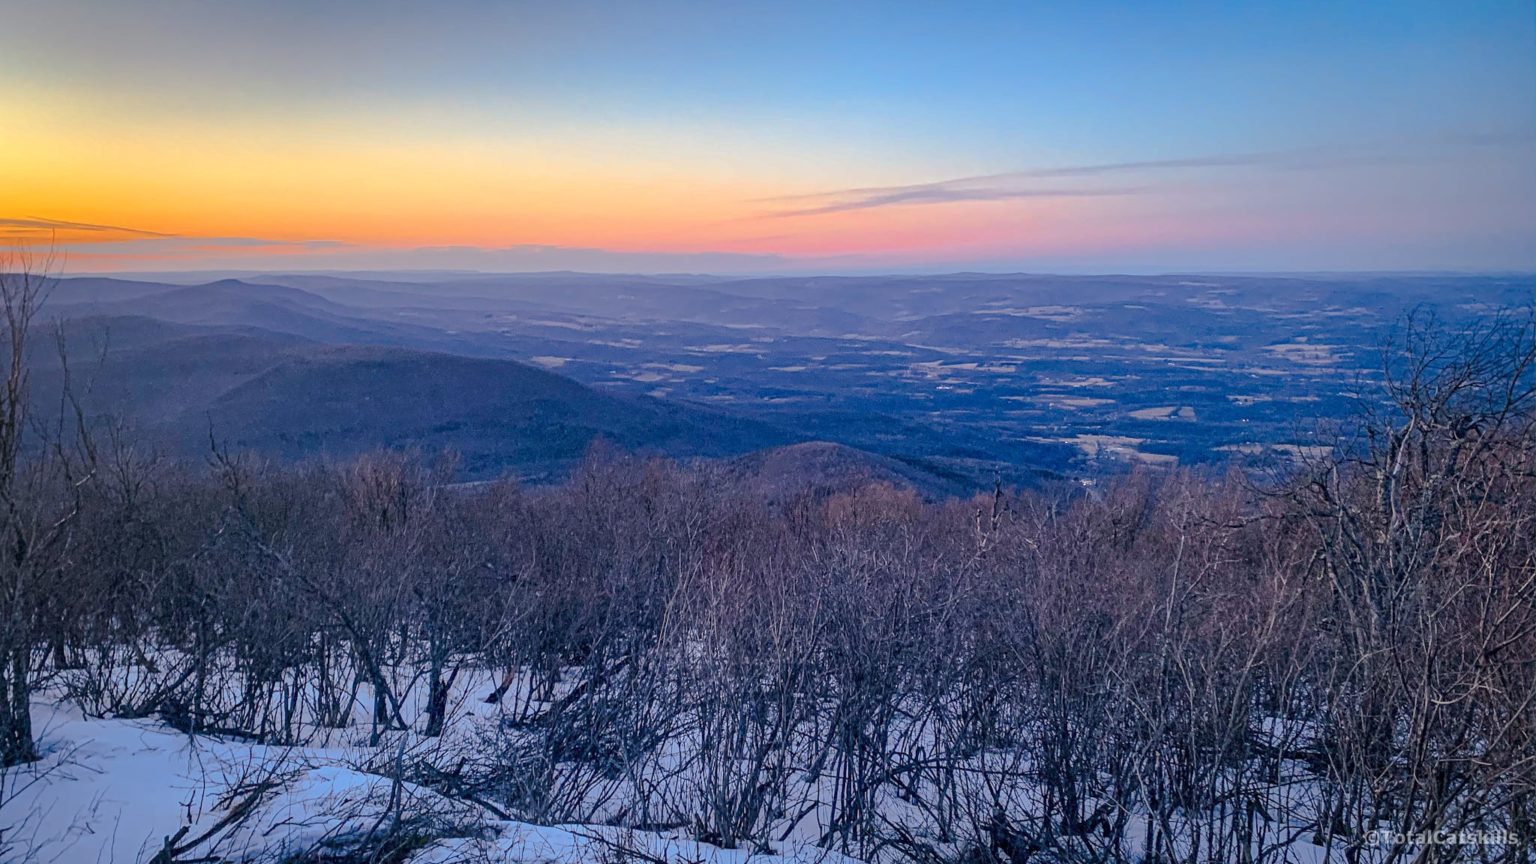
30,315,798,481
36,270,1527,485
716,441,975,502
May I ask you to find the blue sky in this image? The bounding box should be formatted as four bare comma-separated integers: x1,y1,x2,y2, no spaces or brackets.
3,0,1533,272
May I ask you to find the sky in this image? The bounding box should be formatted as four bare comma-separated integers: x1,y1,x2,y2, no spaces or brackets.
3,0,1534,275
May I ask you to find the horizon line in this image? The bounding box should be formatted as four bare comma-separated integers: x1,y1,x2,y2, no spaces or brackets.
64,266,1536,282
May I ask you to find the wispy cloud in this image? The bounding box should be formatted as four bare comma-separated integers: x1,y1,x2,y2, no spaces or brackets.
763,184,1146,217
1,218,355,257
0,216,174,238
759,152,1308,218
762,135,1533,218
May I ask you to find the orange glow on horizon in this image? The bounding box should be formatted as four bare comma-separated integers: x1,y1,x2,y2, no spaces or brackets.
2,83,1167,271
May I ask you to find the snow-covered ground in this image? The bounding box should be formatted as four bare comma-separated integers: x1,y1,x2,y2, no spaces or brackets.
3,698,862,864
3,661,1518,864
